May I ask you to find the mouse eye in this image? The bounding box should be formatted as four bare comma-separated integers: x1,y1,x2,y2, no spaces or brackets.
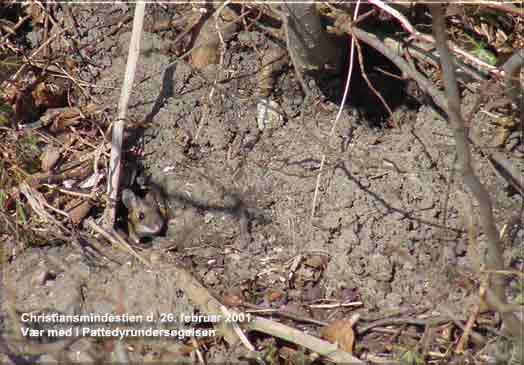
138,212,145,221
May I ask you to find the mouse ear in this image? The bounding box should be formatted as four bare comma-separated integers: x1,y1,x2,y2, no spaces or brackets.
121,189,138,209
145,185,164,204
144,191,157,205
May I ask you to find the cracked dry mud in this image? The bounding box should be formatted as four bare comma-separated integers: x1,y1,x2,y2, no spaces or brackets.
3,4,523,363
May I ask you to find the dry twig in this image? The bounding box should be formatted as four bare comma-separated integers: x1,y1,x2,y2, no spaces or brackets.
368,0,499,75
104,3,146,228
245,315,364,364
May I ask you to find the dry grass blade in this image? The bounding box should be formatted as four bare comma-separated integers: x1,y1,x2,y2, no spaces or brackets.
19,181,70,233
104,3,146,228
85,217,151,268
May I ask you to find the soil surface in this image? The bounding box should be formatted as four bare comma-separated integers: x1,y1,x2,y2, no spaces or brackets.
2,4,523,364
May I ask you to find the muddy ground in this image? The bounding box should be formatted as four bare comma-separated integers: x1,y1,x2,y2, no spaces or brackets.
2,4,523,364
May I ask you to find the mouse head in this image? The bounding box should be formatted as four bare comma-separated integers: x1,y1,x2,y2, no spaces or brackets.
122,188,165,239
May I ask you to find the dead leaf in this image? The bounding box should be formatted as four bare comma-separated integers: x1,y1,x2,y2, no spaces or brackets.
191,9,238,70
26,3,45,25
40,144,61,172
67,200,93,225
493,116,517,146
440,323,453,341
292,255,326,289
37,103,98,132
223,288,245,306
279,346,298,361
265,289,285,303
32,82,67,109
320,319,356,353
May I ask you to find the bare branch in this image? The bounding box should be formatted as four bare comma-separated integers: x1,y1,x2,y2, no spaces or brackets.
428,3,523,345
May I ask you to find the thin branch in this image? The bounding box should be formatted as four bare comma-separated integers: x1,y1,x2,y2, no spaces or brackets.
368,0,498,75
428,3,522,343
483,2,524,17
349,26,448,111
353,36,395,126
246,315,364,364
272,5,312,100
341,4,523,347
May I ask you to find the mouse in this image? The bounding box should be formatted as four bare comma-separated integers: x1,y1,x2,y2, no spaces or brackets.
121,186,167,244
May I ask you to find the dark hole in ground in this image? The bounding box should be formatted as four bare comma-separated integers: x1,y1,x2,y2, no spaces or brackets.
322,41,420,127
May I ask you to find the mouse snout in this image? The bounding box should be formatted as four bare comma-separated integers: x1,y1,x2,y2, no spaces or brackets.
135,216,164,237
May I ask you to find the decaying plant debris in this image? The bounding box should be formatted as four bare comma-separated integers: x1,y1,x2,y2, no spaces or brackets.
1,1,523,363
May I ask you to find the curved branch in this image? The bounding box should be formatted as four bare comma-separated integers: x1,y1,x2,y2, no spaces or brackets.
428,3,522,344
340,4,523,349
349,26,449,111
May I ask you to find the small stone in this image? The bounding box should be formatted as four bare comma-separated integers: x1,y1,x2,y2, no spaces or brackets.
204,212,214,223
257,98,283,131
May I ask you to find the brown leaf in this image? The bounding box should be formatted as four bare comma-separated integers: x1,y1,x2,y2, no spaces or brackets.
223,288,245,306
48,108,81,131
40,145,61,172
292,255,326,289
191,44,219,71
279,346,298,361
26,3,45,25
67,200,93,225
191,9,238,70
440,323,453,341
46,103,100,132
320,319,356,353
32,82,67,109
265,289,285,303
